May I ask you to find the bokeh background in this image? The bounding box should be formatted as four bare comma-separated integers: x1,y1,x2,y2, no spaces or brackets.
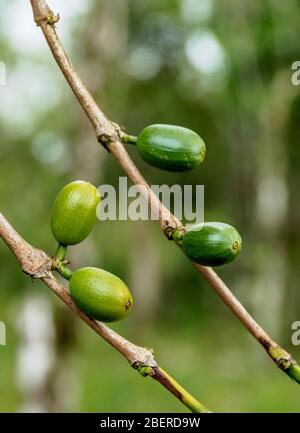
1,0,300,412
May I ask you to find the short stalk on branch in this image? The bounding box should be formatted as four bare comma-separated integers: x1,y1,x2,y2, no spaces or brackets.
54,260,73,281
122,135,138,145
55,244,67,261
53,244,73,280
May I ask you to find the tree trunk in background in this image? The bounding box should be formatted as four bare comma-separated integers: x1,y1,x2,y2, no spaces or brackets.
16,293,56,412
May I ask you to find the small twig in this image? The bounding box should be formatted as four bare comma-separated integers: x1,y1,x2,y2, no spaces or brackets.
27,0,300,385
0,211,210,413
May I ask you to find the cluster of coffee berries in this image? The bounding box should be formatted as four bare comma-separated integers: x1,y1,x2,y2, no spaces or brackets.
123,124,242,267
51,181,133,323
50,124,242,323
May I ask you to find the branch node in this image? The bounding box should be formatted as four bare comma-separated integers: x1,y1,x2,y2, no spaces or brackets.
277,355,296,371
265,343,296,371
111,121,125,133
35,11,60,27
132,361,155,377
97,121,125,153
22,257,52,279
163,223,184,241
97,134,112,153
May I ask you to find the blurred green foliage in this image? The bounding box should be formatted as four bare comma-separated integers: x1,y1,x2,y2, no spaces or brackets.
1,0,300,412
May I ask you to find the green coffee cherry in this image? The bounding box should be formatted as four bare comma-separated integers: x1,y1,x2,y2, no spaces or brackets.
51,181,101,246
69,267,133,322
178,222,242,267
125,124,206,172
